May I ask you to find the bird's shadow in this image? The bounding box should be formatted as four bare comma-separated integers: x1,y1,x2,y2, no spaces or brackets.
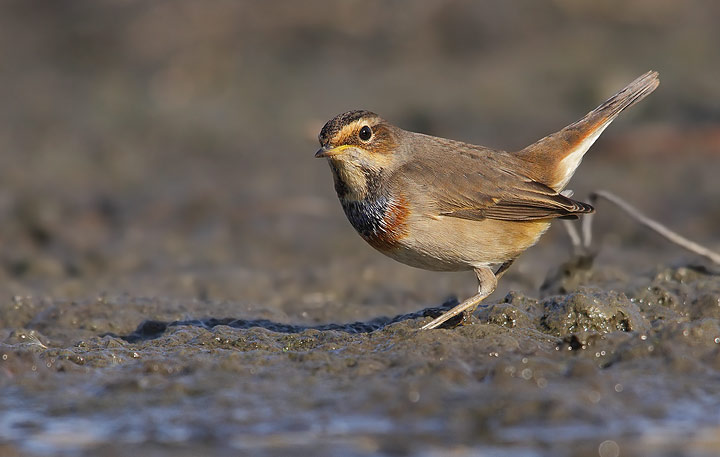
116,297,461,343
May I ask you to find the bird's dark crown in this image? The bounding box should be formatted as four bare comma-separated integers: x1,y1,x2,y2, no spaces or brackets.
319,110,379,147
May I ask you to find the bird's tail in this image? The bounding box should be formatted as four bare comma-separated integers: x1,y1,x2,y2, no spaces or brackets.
518,71,659,190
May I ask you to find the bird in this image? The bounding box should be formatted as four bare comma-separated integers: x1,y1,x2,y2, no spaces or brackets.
315,71,659,329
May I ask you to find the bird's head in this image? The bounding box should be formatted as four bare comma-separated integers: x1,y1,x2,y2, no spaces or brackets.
315,110,402,200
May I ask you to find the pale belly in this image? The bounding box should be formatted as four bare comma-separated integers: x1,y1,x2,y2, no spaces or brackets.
376,215,551,272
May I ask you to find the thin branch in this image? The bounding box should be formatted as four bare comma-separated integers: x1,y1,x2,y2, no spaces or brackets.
562,219,582,249
584,190,720,265
582,212,595,249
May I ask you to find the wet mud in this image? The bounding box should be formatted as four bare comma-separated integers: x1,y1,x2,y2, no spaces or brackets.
2,261,720,457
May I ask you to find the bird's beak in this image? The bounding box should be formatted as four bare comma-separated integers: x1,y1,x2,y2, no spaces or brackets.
314,145,349,158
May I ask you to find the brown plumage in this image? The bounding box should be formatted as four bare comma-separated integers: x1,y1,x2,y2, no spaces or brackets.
316,71,660,329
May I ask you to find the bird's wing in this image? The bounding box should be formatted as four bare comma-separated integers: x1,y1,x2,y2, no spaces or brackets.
397,139,593,222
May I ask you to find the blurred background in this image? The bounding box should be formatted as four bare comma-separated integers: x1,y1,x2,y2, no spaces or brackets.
1,0,718,321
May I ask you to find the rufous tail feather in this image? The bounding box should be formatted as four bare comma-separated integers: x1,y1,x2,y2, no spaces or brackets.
519,71,659,190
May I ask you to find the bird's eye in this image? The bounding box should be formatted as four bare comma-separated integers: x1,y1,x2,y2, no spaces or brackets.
358,125,372,141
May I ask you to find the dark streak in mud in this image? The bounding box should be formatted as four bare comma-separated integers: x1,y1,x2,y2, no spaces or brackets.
117,298,460,342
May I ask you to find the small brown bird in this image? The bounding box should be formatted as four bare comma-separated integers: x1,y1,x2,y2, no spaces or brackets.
315,71,659,329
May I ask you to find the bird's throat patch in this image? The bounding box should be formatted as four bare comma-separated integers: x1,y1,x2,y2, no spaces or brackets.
329,160,371,201
340,193,410,251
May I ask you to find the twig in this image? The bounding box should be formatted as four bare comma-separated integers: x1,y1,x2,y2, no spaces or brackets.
562,219,582,249
583,190,720,265
582,212,595,248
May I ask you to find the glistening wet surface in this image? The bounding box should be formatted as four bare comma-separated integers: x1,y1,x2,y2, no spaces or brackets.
2,260,720,457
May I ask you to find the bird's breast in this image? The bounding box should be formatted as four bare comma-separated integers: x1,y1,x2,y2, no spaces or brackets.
340,194,410,251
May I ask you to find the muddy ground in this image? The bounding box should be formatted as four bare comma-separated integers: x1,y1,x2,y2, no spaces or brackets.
3,258,720,457
1,2,720,456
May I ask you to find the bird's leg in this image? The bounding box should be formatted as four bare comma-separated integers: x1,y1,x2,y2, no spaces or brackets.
460,261,514,323
494,258,516,280
455,259,515,324
421,266,497,330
